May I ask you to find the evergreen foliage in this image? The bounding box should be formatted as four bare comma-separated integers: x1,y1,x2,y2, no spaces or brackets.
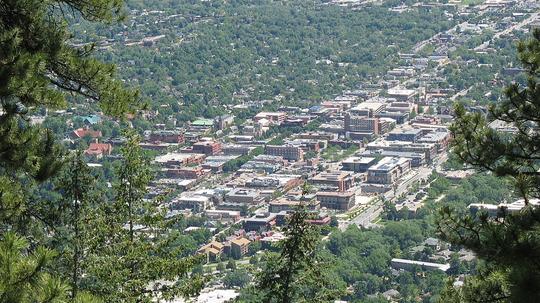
84,131,204,302
438,30,540,302
248,207,343,303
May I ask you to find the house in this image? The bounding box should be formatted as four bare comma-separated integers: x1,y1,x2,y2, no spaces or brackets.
79,114,102,125
230,237,251,259
72,127,102,139
84,142,112,159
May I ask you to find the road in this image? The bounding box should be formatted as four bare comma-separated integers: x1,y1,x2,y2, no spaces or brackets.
475,11,540,51
345,200,383,229
450,85,473,101
340,153,448,229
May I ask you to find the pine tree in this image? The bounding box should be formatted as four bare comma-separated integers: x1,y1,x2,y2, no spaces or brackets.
53,151,101,299
85,131,204,302
0,1,138,301
0,0,138,179
438,30,540,302
0,232,71,303
253,206,343,303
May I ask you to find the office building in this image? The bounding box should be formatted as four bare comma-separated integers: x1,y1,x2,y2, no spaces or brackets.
310,171,354,191
316,191,355,211
265,145,304,161
367,157,411,184
341,156,378,172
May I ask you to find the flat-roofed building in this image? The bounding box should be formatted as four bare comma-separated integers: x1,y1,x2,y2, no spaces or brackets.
316,191,355,211
203,155,242,172
387,129,423,142
171,194,211,212
268,198,320,213
344,114,379,134
205,210,241,222
254,112,287,124
243,213,277,232
226,188,264,205
367,140,437,162
417,131,451,152
349,102,386,117
341,156,378,172
222,145,257,156
162,166,210,179
310,171,354,192
387,88,417,101
378,118,396,135
230,238,251,258
253,154,286,164
412,115,441,125
361,150,425,167
154,152,206,167
265,145,304,161
285,139,321,152
240,161,281,174
193,140,222,156
367,157,411,184
297,132,338,141
147,130,184,144
469,199,540,217
245,174,303,192
385,101,417,114
377,111,409,124
391,258,450,272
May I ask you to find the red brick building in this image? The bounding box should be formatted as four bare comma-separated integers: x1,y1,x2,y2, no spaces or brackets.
148,130,185,144
193,141,222,156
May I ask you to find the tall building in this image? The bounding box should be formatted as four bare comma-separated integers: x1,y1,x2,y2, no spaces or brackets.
349,102,386,117
344,114,380,134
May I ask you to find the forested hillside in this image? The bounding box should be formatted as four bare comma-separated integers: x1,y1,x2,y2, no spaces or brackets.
71,0,456,119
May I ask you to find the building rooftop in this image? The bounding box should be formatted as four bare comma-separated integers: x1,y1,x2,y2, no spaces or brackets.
231,238,251,246
312,171,352,181
342,156,377,164
418,131,449,142
316,191,355,197
387,88,417,97
246,213,277,223
368,157,410,172
391,258,450,272
351,102,386,112
178,195,210,203
227,188,260,198
388,128,423,136
154,152,205,163
191,119,214,127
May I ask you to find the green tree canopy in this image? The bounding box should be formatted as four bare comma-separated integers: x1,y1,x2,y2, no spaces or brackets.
0,0,139,179
439,30,540,302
